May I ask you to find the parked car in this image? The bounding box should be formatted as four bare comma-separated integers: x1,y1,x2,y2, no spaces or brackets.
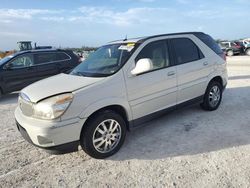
15,32,228,159
0,49,80,97
219,41,241,56
242,40,250,47
242,40,250,56
234,41,245,54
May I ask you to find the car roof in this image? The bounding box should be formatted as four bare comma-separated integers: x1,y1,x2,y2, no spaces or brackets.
23,49,69,53
11,49,70,57
108,32,205,44
108,37,146,44
0,49,76,65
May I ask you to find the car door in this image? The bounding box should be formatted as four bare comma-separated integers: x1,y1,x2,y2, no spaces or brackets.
170,37,211,104
1,53,38,93
33,52,60,81
124,40,177,121
231,42,240,54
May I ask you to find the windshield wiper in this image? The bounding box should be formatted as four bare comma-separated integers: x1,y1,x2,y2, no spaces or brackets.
71,71,109,77
71,71,86,77
82,72,109,77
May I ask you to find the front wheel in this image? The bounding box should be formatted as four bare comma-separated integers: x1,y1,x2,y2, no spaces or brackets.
227,50,234,56
80,110,126,159
201,81,222,111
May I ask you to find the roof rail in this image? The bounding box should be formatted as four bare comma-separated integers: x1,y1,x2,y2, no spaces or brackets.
108,32,205,44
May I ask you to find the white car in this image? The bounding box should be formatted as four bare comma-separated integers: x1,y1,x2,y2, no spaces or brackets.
243,40,250,48
15,32,228,159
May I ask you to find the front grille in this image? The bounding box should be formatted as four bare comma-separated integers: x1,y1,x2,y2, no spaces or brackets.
19,97,33,117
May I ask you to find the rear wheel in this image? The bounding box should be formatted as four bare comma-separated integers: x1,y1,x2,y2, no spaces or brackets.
245,48,250,56
201,81,222,111
80,110,126,159
227,50,234,56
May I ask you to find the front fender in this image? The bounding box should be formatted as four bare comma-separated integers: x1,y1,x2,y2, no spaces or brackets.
79,97,132,121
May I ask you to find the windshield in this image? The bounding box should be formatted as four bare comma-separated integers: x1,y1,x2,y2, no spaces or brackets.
71,43,137,77
0,55,13,66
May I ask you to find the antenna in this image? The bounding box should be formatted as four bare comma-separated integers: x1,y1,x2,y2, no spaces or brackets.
123,35,127,41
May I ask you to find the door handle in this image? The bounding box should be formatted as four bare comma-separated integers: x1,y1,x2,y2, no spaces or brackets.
203,62,208,66
167,71,175,76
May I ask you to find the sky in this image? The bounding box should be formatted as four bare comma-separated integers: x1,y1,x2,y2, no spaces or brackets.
0,0,250,50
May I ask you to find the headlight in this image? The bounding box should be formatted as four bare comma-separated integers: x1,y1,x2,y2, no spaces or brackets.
33,93,73,120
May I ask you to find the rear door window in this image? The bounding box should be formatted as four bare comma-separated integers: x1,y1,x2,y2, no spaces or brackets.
231,42,237,46
171,38,203,65
222,43,230,48
220,43,227,48
34,53,57,65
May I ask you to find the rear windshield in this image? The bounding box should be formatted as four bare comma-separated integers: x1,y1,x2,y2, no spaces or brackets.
195,33,223,54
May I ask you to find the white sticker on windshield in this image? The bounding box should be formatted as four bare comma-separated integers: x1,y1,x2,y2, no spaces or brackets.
118,43,135,52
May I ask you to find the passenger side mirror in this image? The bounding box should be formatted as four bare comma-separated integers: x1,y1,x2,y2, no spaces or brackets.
131,58,153,75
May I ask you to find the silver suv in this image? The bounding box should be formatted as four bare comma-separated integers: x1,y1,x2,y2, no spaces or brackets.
15,32,228,159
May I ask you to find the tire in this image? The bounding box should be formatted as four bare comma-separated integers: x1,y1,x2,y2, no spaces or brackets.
227,50,234,56
80,110,126,159
245,48,250,56
200,81,222,111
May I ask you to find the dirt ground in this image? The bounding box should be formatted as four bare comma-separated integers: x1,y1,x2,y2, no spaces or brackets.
0,56,250,188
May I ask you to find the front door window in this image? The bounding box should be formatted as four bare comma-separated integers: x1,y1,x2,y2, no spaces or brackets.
8,54,34,69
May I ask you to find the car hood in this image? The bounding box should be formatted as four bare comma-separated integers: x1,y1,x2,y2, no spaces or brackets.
22,73,105,103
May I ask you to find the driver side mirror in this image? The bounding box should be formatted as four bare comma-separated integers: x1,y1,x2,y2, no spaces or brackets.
4,63,13,70
131,58,153,75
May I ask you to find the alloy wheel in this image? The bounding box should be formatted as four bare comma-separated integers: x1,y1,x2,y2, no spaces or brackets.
227,50,233,56
208,85,221,108
92,119,121,153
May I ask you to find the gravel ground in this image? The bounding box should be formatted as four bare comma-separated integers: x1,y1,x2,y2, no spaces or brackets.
0,56,250,188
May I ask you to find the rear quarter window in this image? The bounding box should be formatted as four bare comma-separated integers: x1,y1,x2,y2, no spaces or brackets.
56,52,71,61
195,33,223,54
